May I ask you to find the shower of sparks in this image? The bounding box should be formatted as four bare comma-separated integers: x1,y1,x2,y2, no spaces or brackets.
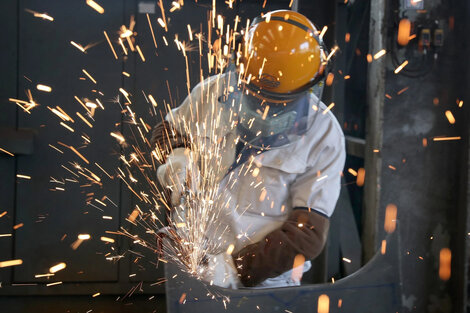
86,0,105,14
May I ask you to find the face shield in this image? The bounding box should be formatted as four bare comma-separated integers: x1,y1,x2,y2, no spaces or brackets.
221,82,318,150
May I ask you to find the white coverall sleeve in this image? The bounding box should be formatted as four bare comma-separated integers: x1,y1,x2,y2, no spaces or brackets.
290,118,346,217
165,74,230,140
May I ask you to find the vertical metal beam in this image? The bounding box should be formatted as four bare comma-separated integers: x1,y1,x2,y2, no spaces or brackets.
362,0,387,262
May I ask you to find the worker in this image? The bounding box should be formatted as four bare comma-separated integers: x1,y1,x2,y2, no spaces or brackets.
151,10,345,288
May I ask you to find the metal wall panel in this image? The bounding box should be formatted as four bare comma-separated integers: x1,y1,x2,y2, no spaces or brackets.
0,0,18,284
13,0,124,283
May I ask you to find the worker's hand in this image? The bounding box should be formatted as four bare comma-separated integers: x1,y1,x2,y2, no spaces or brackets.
199,253,240,289
157,148,191,206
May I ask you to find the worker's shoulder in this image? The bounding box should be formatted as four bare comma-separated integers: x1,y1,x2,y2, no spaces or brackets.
309,95,345,142
191,73,230,94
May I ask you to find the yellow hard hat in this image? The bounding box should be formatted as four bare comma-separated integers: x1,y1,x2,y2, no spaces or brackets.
240,10,327,99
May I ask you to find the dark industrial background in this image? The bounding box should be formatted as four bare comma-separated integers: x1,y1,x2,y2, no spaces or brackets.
0,0,469,312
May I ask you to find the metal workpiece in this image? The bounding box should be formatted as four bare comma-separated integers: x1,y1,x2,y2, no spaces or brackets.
165,230,402,313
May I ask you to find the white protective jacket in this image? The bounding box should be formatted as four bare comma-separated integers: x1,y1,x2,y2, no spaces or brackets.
164,73,346,288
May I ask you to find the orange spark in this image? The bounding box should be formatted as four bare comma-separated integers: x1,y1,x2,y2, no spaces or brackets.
16,174,31,180
325,73,334,86
348,168,358,176
37,84,52,92
157,0,168,32
13,223,24,230
373,49,386,60
445,110,455,124
60,122,75,133
394,60,408,74
381,240,387,255
82,69,97,84
0,259,23,268
148,94,158,107
322,103,335,115
317,294,330,313
319,26,328,40
226,244,235,255
397,19,411,46
76,112,93,128
25,9,54,21
439,248,451,281
78,234,91,240
397,87,409,95
46,282,63,287
291,254,305,283
356,168,365,186
49,262,66,273
136,45,146,62
0,148,14,156
110,132,125,143
146,14,158,49
86,0,105,14
103,31,118,59
433,136,461,141
129,208,139,222
70,41,86,53
100,236,115,243
384,204,397,233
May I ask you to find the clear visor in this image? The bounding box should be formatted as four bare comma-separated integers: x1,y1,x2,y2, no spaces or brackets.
221,83,319,149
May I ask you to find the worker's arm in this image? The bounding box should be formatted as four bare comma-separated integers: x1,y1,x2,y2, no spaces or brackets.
233,209,329,287
233,119,346,287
